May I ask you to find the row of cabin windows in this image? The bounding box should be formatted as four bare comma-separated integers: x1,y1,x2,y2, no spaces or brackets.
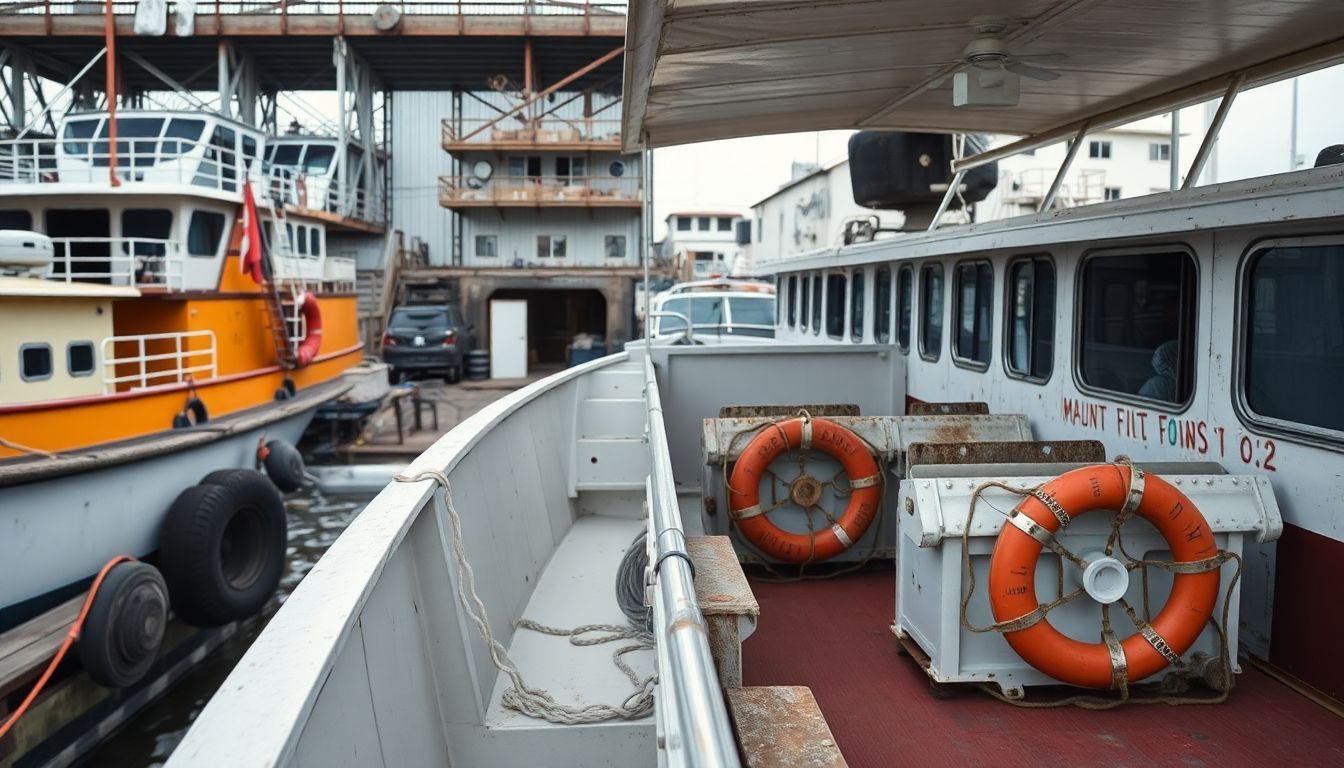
12,341,96,382
474,234,628,260
781,240,1344,437
1,208,230,259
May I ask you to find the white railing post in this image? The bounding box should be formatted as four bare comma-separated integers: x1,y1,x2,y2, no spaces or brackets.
138,337,148,389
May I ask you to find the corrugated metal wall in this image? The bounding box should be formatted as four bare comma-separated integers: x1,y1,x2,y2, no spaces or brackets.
390,91,455,266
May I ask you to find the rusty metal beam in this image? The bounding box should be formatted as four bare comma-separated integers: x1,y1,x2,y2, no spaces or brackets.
458,45,623,142
0,15,626,37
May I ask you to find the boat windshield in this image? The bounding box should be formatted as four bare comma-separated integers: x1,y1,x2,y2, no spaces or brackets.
727,296,775,337
269,145,302,167
657,296,723,335
302,145,336,175
62,116,207,165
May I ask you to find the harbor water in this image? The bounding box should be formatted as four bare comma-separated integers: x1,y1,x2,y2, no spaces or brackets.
76,486,377,767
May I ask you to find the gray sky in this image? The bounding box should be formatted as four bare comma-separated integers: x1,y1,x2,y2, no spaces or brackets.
651,65,1344,240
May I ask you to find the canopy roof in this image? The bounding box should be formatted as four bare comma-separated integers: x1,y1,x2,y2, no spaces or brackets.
622,0,1344,151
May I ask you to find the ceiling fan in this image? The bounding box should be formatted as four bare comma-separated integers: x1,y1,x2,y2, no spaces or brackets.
960,21,1064,83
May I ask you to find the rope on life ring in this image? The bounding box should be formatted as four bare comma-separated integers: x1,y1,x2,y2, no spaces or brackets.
294,291,323,367
972,463,1230,693
726,414,881,564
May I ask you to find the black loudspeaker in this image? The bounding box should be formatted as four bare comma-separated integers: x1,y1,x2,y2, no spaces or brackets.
848,132,997,211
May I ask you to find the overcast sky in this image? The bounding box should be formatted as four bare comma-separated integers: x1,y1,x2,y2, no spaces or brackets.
651,64,1344,240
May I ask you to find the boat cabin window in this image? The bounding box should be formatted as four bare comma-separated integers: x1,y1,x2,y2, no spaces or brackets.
20,343,52,382
953,261,994,369
1242,241,1344,435
121,209,173,259
727,296,774,337
0,210,32,230
787,276,798,328
874,266,892,344
919,263,944,361
1077,250,1196,407
811,274,822,335
303,145,335,175
850,270,865,342
270,145,302,167
1006,255,1056,382
94,117,162,167
294,224,308,256
187,210,227,257
825,274,846,339
897,266,912,353
62,118,98,155
799,274,810,330
67,341,95,377
162,118,206,156
309,228,322,257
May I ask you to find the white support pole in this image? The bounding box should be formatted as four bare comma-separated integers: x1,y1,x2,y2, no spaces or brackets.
1184,73,1246,190
1040,122,1089,213
334,37,349,218
1169,110,1181,190
926,169,965,233
642,147,654,342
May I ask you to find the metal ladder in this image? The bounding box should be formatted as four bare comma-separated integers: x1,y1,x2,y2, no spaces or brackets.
261,192,299,369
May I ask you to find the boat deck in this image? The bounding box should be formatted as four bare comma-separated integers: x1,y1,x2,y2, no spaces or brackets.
743,566,1344,768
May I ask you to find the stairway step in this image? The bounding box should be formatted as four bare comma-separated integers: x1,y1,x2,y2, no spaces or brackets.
578,398,647,438
575,437,648,489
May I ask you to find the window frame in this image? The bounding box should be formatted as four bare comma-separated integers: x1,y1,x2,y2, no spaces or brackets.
1002,253,1056,385
850,269,866,342
603,234,627,260
873,266,892,344
1071,244,1200,413
824,272,846,340
918,262,944,362
811,274,822,336
475,234,498,258
67,340,96,378
20,342,54,382
1232,234,1344,448
787,275,798,328
799,273,810,331
1088,140,1112,159
950,258,995,371
896,265,913,354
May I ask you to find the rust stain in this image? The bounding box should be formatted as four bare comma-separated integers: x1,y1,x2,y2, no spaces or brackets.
726,686,848,768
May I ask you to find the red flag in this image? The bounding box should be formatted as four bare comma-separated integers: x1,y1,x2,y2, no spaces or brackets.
240,179,265,285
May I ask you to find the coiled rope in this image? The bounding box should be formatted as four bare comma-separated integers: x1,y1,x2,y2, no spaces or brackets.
396,469,654,724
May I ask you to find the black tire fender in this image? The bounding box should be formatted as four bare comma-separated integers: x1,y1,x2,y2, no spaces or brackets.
262,439,306,493
79,561,170,689
159,473,287,626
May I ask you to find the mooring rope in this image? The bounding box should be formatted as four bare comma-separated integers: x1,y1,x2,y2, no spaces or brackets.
396,469,654,724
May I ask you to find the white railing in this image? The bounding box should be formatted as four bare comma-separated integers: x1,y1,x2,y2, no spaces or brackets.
100,330,217,393
643,354,741,768
0,137,259,196
267,166,386,224
47,237,186,290
439,174,642,205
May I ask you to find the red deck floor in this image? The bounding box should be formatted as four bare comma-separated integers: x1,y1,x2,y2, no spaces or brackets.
742,566,1344,768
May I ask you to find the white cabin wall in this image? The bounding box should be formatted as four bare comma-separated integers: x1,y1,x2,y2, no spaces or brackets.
390,91,455,266
459,208,640,268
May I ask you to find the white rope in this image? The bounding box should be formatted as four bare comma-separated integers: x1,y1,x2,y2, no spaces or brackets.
397,469,655,724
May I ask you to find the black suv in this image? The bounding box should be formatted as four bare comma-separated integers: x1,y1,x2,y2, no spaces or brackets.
381,304,476,383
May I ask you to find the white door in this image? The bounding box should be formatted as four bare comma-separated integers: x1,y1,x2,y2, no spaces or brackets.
490,299,528,379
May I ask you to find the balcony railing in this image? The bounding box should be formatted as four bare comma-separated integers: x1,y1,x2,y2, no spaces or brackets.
48,237,186,290
267,166,385,224
0,1,628,19
438,174,641,207
324,256,357,286
441,116,622,148
101,330,217,393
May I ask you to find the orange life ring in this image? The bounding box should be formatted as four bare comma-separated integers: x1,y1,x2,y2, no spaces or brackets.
728,417,881,563
987,465,1220,688
295,291,323,366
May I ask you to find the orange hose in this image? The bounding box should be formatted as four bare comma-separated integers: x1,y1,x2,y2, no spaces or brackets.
0,555,134,741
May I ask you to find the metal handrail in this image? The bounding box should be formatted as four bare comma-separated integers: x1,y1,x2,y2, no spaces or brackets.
47,236,186,290
100,330,217,392
0,136,258,193
0,1,630,18
642,354,740,768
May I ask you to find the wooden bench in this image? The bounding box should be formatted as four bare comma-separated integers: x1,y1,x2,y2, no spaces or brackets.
727,686,847,768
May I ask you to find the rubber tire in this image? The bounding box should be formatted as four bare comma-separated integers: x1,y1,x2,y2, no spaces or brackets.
262,439,306,493
160,474,287,627
274,386,292,401
172,397,209,429
79,561,170,689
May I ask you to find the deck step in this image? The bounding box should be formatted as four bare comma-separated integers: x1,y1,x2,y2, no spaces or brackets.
726,686,847,768
575,437,649,490
578,397,647,439
585,368,645,399
686,536,759,687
